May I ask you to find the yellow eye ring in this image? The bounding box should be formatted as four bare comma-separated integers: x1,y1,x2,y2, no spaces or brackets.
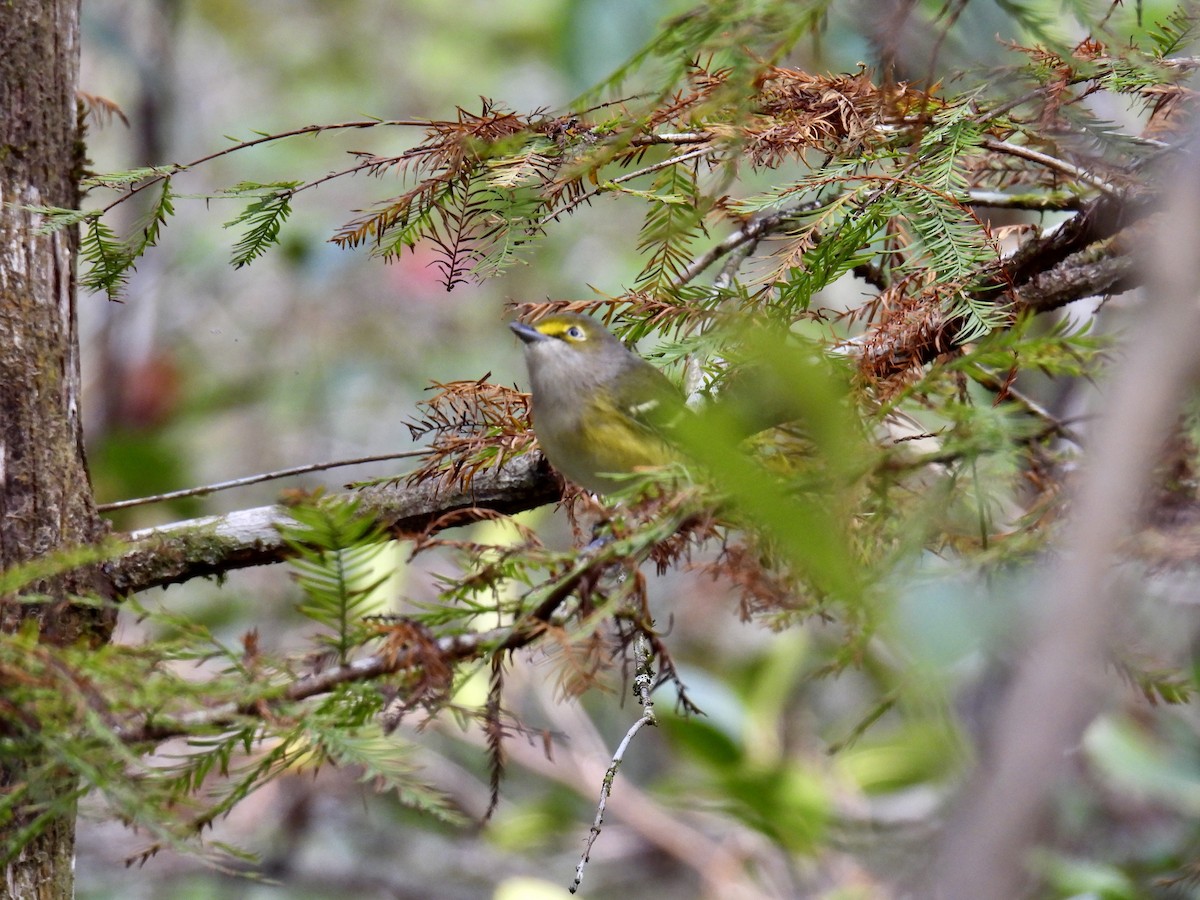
566,325,585,340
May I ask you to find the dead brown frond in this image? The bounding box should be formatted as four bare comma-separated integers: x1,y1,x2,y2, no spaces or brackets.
961,154,1059,191
648,508,722,575
1157,860,1200,892
505,296,631,326
326,74,731,293
743,67,917,167
1142,82,1197,142
408,506,541,556
375,619,455,733
76,90,129,128
701,537,813,623
856,274,973,389
544,625,615,700
405,376,537,491
332,100,565,288
641,58,737,134
561,489,608,544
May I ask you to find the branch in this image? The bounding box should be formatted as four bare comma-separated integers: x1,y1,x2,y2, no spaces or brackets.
859,191,1152,379
965,189,1086,211
571,630,658,894
97,450,428,512
97,118,430,213
1014,236,1139,314
536,145,715,227
969,370,1083,446
672,195,830,287
114,517,658,744
979,137,1118,195
106,453,561,595
117,627,504,743
630,131,713,146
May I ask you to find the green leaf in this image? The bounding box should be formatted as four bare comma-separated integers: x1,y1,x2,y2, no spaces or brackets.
132,177,175,254
222,181,300,268
633,163,708,294
1147,6,1199,57
278,496,391,664
79,217,136,300
22,205,94,233
312,727,467,825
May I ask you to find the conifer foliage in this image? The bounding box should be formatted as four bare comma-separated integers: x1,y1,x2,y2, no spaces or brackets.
13,1,1200,894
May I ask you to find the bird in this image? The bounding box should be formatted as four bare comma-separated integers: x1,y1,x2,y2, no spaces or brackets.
509,312,686,493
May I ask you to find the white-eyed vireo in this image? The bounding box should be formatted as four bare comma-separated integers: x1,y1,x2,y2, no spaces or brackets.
510,313,685,493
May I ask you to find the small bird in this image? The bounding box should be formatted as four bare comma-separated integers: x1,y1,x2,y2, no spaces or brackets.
509,313,685,493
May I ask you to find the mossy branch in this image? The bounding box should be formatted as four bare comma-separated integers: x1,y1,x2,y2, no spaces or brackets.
107,453,561,595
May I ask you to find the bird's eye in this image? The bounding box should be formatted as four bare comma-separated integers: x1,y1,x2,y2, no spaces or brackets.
565,325,585,340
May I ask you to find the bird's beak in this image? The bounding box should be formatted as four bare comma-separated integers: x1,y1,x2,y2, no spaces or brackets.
509,321,548,345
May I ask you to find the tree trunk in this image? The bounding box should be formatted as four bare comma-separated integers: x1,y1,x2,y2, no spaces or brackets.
0,1,112,895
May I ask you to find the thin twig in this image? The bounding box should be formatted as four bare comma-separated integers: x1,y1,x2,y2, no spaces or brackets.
976,84,1064,127
678,195,826,403
97,450,428,512
965,189,1085,210
115,627,502,742
286,157,387,198
97,118,430,213
114,517,673,745
480,672,779,899
537,145,715,227
672,195,828,288
980,137,1117,195
970,369,1083,446
120,594,563,744
631,131,713,145
571,630,657,894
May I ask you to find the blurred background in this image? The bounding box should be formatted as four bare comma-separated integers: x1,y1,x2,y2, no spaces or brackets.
79,2,839,897
74,2,1195,898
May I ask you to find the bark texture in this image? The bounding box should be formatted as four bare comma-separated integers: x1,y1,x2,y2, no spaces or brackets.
1,2,111,895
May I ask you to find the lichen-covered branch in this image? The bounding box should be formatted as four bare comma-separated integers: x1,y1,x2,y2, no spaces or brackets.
107,453,561,595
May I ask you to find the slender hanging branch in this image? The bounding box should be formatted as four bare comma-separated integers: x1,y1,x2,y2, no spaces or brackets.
116,627,503,743
115,553,611,744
